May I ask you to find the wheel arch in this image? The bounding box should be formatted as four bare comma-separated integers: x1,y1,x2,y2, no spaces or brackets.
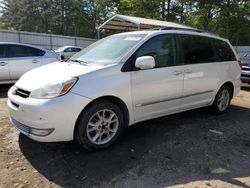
74,95,130,138
219,81,234,98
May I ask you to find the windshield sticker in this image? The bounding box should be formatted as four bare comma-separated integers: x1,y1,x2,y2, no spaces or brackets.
124,37,142,41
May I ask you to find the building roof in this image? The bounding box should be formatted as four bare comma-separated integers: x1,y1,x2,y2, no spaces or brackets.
98,14,197,32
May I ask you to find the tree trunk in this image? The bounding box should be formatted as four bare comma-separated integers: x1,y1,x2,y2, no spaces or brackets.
161,0,166,20
61,0,65,35
166,0,171,21
180,0,184,23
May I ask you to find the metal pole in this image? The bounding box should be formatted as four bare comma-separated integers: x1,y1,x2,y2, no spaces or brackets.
50,34,53,50
97,28,100,40
18,31,21,43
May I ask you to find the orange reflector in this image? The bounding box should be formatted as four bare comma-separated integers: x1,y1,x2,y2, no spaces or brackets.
60,82,74,95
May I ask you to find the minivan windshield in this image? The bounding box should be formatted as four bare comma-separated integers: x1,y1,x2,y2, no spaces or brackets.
69,34,146,65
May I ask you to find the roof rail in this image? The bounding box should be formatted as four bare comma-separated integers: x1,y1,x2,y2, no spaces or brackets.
160,26,203,33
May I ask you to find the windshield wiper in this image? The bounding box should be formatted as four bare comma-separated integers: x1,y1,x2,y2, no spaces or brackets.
69,59,89,66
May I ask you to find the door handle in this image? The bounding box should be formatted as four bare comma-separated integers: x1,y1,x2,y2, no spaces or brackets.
32,59,39,64
184,68,192,73
173,70,182,75
0,62,8,66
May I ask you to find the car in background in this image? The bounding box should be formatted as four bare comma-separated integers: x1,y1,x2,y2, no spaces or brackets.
0,42,60,84
54,46,82,61
239,53,250,84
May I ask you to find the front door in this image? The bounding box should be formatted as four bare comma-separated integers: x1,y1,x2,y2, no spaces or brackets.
7,44,42,80
131,34,184,121
0,44,10,81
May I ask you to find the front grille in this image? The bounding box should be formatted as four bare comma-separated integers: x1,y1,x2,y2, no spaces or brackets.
15,88,30,98
242,67,250,71
242,65,250,71
241,74,250,78
11,118,30,135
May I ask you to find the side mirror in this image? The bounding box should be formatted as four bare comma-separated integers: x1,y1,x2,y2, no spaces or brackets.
135,56,155,70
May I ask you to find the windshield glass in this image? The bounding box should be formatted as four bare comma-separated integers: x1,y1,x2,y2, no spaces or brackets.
55,46,66,52
69,34,146,65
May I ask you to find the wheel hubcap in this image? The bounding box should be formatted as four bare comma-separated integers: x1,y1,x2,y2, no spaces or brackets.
217,89,230,111
86,109,119,145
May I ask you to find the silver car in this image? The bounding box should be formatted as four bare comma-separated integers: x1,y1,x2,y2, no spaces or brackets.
0,42,60,84
239,54,250,84
54,46,82,61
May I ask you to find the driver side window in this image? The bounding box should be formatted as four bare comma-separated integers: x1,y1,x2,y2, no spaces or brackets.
136,34,177,68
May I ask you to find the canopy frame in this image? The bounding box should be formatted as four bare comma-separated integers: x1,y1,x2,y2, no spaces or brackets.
97,14,198,39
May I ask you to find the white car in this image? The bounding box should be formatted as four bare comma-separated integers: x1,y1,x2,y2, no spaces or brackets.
8,29,241,150
0,42,60,84
54,46,82,61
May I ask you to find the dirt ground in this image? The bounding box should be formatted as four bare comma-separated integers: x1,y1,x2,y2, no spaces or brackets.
1,84,250,188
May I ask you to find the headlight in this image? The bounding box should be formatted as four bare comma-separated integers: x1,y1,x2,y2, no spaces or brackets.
30,77,78,99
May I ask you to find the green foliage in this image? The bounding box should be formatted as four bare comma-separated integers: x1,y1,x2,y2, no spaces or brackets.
118,0,161,19
0,0,249,45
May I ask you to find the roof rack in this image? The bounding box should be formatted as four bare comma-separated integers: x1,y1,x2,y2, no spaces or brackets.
160,26,203,33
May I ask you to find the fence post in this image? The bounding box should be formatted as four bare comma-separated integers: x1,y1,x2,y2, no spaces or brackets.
18,31,21,43
50,34,53,49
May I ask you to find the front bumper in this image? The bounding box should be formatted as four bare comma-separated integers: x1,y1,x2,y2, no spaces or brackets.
241,66,250,84
8,87,92,142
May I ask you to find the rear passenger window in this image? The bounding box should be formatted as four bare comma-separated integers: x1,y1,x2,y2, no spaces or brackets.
181,35,216,64
212,39,236,61
8,45,45,57
136,34,177,68
74,48,82,52
64,48,73,52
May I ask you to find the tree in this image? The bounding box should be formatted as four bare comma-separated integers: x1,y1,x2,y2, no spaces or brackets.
0,0,249,45
118,0,161,19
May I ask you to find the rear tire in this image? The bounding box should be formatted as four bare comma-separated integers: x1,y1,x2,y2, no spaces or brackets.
75,101,124,150
211,85,232,114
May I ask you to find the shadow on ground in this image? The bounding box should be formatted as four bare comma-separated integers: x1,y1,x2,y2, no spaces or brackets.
18,103,250,187
1,83,249,187
0,84,12,98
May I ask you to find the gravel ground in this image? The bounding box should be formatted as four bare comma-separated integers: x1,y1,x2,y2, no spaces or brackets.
0,84,250,188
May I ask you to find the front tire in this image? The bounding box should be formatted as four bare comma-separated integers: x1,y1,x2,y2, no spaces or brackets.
75,101,124,150
212,85,232,114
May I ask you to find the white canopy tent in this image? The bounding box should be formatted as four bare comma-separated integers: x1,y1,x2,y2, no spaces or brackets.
97,14,200,38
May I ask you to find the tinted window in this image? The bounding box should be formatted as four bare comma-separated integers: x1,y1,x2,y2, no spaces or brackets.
136,34,177,68
0,45,6,58
74,48,82,52
64,48,73,52
212,39,236,61
181,35,216,64
8,45,45,57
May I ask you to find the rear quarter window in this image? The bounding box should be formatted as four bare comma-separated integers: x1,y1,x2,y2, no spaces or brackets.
212,39,236,61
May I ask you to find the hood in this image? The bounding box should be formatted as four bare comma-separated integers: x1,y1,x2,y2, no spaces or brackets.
15,62,104,91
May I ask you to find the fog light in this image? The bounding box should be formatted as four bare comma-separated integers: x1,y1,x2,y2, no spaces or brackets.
30,128,54,136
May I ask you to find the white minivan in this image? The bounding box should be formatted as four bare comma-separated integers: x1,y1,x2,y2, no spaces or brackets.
8,29,241,150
